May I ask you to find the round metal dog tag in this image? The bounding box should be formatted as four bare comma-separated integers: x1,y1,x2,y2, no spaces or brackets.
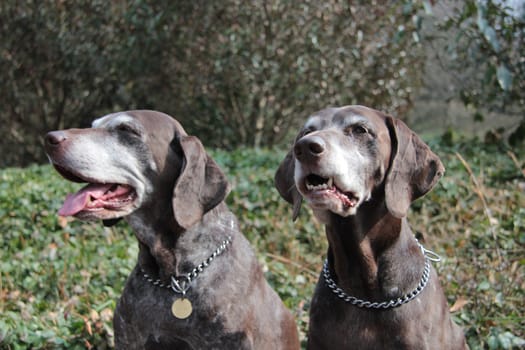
171,298,192,319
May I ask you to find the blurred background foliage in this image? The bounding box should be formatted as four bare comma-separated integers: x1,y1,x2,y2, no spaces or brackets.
437,0,524,113
419,0,524,144
1,0,522,167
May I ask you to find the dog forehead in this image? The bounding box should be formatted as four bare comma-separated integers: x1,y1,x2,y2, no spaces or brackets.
306,106,383,129
92,112,137,128
333,105,386,126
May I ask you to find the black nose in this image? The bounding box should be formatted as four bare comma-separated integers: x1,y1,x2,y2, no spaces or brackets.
294,135,326,161
45,131,67,146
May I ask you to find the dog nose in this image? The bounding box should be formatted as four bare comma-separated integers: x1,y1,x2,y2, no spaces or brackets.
294,135,325,161
45,131,67,146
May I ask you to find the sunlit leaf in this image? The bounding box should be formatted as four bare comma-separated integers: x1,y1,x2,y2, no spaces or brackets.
496,64,513,91
422,0,433,15
483,25,500,52
497,331,525,349
477,280,491,291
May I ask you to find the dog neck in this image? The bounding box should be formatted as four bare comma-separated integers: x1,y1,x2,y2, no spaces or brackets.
324,198,425,301
127,202,234,282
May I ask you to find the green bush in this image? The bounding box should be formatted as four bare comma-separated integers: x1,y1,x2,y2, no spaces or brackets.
0,1,426,166
430,0,525,143
1,142,524,349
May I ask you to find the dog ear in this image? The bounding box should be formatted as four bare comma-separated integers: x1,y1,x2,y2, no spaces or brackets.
384,117,444,218
275,149,302,221
172,136,230,229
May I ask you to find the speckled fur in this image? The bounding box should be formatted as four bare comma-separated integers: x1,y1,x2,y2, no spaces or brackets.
45,110,299,350
275,106,467,350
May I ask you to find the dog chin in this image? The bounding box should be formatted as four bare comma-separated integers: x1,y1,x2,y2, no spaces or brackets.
305,196,359,219
311,206,358,224
73,207,135,221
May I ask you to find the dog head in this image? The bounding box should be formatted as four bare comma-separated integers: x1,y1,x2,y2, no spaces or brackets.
275,105,444,221
45,110,229,229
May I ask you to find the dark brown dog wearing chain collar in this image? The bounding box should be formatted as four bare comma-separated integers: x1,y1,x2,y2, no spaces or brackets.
45,110,299,349
275,106,467,349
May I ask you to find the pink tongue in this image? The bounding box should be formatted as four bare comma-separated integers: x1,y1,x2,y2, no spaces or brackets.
58,183,115,216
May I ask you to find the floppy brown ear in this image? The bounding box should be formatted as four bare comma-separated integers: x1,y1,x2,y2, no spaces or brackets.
274,149,302,221
173,136,230,229
384,117,445,218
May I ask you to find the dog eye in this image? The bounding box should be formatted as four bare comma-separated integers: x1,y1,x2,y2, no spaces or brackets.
346,125,368,136
116,124,141,136
353,125,368,134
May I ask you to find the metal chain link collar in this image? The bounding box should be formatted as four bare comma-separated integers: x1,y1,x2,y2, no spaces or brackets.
141,235,233,296
322,241,441,309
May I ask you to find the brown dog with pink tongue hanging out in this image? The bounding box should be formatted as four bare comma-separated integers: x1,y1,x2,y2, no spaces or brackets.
45,110,299,350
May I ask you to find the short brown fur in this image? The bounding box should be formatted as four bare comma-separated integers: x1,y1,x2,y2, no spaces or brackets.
45,110,299,350
275,105,467,350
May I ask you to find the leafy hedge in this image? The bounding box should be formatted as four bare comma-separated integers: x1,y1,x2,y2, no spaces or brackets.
1,141,524,349
0,0,426,166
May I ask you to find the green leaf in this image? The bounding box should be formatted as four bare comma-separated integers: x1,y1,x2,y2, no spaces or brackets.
476,3,500,52
487,334,499,349
477,280,491,291
497,331,525,349
483,25,500,52
402,2,412,15
477,4,488,31
496,64,513,91
422,0,433,15
487,335,499,350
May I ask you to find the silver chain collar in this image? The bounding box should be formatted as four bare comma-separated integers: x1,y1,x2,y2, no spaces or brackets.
322,241,441,309
141,235,233,296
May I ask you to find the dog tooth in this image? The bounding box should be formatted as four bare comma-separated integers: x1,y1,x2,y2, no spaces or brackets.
307,182,331,191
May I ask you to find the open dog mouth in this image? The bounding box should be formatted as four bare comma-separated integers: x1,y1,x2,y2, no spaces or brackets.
304,174,359,208
53,164,137,217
